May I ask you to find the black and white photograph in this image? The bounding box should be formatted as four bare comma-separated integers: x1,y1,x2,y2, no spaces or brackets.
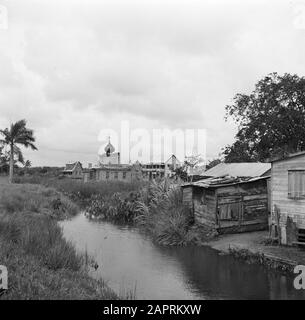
0,0,305,310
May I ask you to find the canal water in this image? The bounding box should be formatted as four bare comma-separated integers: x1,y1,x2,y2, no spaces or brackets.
61,213,305,300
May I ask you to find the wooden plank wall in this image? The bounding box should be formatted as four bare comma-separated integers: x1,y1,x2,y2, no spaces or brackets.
217,180,268,224
182,186,193,208
193,188,216,227
183,180,269,231
271,155,305,244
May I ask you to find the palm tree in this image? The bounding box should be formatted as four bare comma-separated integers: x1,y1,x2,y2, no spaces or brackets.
0,120,37,183
24,160,32,169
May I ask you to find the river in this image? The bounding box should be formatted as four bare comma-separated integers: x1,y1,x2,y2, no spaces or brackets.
61,213,305,300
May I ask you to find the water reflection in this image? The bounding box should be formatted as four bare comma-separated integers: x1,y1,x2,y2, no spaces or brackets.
61,213,305,300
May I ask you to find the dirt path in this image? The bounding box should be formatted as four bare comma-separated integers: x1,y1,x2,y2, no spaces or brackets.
206,231,305,267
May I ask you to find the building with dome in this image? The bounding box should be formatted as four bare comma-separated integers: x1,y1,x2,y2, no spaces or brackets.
81,138,182,183
99,139,121,165
83,138,143,183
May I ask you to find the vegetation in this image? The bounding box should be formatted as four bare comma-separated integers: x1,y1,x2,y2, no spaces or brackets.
224,73,305,162
85,180,217,245
14,176,144,206
0,183,118,299
14,176,206,245
0,120,37,183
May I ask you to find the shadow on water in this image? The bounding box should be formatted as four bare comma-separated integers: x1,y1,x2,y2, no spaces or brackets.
61,213,305,300
156,245,305,300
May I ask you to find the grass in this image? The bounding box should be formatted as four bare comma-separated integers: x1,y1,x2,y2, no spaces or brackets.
0,183,78,219
85,179,211,246
0,182,119,300
13,175,216,246
14,175,144,205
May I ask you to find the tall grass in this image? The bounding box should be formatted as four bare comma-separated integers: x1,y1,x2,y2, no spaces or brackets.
0,214,83,271
135,180,194,245
14,175,144,205
0,183,118,299
84,180,196,245
0,183,78,219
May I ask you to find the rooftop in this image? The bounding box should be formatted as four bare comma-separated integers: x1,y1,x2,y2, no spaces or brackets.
182,175,269,189
271,151,305,163
63,161,82,172
202,162,271,178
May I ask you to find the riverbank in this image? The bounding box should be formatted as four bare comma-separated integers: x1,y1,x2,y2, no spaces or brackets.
0,182,118,299
205,231,305,273
12,177,305,275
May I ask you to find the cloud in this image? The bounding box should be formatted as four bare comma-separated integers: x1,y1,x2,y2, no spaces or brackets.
0,0,304,165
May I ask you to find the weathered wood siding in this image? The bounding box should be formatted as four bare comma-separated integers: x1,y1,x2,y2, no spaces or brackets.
184,179,269,232
216,179,268,227
182,186,193,208
193,187,216,227
271,155,305,244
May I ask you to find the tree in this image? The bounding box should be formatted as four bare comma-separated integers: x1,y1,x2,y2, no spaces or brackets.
224,73,305,162
24,160,32,169
0,148,24,174
184,155,204,182
0,120,37,183
173,165,188,182
23,160,32,175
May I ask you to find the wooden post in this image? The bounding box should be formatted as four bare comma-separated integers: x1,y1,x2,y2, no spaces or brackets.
274,205,281,245
215,190,220,228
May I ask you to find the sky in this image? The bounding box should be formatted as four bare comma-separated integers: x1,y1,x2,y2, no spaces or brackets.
0,0,305,166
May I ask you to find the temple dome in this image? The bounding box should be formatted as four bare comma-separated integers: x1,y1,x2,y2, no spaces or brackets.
104,141,115,154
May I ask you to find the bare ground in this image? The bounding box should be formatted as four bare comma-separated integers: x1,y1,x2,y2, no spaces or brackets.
206,231,305,267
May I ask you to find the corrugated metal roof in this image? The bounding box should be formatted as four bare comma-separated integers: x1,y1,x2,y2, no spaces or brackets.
202,162,271,178
182,175,269,189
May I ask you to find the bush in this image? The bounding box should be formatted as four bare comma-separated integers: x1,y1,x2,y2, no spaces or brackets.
84,179,195,245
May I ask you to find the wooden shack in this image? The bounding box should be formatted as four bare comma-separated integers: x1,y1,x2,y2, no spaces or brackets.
182,176,269,234
270,151,305,246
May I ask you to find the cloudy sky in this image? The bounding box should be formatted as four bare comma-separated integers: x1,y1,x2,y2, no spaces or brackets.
0,0,305,166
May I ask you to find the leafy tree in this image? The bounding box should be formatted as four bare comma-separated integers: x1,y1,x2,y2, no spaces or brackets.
24,160,32,169
173,166,188,182
184,155,204,182
0,147,25,174
224,73,305,162
0,120,37,183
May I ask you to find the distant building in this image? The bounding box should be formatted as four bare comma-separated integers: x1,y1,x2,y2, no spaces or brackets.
270,151,305,246
99,139,120,165
84,163,142,183
62,161,83,179
142,155,181,180
83,139,142,183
